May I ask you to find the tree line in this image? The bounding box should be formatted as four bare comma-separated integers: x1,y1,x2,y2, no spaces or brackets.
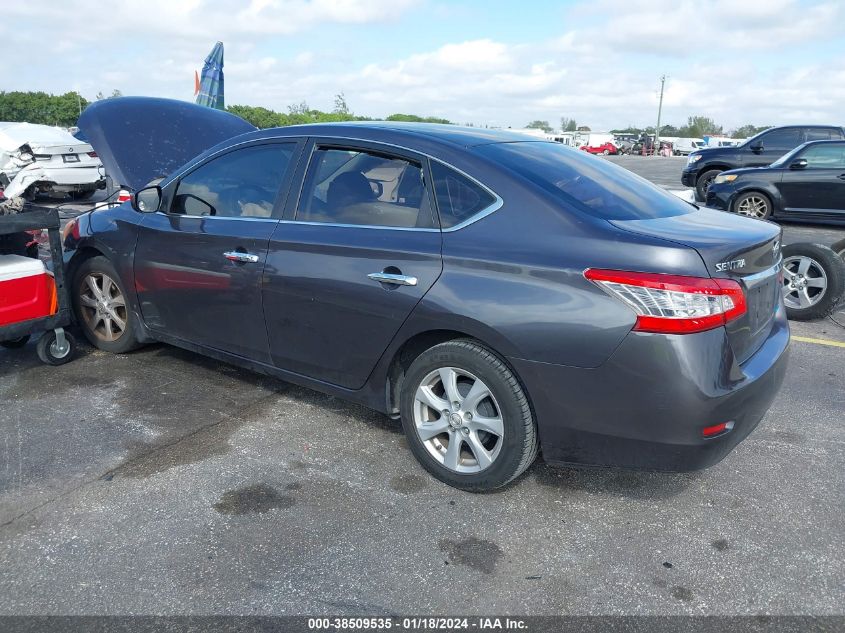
0,90,451,129
525,115,771,139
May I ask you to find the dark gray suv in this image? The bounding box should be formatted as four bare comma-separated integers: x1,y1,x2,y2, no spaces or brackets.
64,98,790,491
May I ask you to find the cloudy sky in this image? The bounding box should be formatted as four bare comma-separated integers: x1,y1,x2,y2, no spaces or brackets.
6,0,845,132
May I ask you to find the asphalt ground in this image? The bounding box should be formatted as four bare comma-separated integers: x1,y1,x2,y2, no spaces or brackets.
0,160,843,617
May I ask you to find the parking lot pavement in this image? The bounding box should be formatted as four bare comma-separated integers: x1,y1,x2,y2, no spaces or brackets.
1,167,843,616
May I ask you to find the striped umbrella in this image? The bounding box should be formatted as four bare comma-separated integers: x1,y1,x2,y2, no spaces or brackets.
195,41,225,110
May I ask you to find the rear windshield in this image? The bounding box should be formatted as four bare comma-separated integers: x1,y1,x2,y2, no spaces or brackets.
477,141,695,220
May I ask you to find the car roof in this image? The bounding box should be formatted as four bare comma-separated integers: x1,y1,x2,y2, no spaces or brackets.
232,121,546,150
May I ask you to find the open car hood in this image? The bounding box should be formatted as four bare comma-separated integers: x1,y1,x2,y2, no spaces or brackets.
77,97,256,190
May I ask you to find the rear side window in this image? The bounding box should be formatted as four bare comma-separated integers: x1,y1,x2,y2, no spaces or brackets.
297,147,435,228
805,128,844,141
478,142,694,221
430,162,497,228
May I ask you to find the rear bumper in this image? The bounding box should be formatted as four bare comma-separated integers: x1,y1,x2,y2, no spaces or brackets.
510,304,790,471
2,165,104,197
681,169,697,187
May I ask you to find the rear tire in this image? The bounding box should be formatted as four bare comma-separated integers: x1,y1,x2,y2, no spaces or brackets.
399,339,538,492
72,256,140,353
781,243,845,321
695,169,722,202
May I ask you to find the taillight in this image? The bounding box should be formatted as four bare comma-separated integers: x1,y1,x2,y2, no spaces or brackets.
87,151,98,158
584,268,747,334
117,189,131,203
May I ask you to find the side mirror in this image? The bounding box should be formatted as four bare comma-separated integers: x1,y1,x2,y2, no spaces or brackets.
750,141,764,153
132,186,161,213
790,158,808,170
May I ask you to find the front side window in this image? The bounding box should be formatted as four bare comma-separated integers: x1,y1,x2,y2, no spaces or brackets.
172,143,295,218
759,128,802,151
297,147,434,228
430,162,497,229
800,143,845,169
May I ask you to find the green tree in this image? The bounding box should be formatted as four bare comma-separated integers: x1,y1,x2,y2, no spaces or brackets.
526,120,552,133
610,126,642,135
679,116,722,138
560,117,577,132
659,124,679,136
386,113,451,124
730,124,770,139
226,105,283,129
0,91,88,126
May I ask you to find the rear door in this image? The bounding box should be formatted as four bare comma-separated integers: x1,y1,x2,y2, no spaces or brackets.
263,139,442,389
133,141,301,363
779,142,845,217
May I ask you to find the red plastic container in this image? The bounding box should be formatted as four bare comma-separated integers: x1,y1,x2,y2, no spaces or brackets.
0,255,56,326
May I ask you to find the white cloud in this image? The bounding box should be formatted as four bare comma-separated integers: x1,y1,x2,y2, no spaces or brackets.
3,0,844,131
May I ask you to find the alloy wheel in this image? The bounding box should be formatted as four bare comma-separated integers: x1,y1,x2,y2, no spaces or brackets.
736,195,770,219
78,272,128,342
413,367,504,474
782,255,827,310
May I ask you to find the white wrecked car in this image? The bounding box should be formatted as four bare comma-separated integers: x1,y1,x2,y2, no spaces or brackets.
0,122,105,200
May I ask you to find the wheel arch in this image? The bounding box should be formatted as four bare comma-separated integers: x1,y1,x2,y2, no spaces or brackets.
66,245,106,284
382,328,535,423
696,164,731,179
730,187,777,214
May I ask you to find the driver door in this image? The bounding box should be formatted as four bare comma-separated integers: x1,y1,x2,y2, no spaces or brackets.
778,142,845,217
133,141,301,362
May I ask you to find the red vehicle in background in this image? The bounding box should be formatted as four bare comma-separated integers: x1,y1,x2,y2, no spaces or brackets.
579,142,618,155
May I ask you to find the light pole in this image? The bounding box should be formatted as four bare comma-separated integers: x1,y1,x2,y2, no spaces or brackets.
655,74,666,156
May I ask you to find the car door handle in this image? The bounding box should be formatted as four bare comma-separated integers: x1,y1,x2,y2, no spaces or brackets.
367,272,418,286
223,251,260,263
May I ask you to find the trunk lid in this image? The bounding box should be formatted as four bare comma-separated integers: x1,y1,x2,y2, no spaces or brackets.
77,97,256,191
611,208,782,364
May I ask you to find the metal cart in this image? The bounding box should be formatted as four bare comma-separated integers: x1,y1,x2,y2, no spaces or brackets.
0,205,77,364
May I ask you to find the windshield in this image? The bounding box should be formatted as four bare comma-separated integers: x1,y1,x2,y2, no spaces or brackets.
478,141,695,220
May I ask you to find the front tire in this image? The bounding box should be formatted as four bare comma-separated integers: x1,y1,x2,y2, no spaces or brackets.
695,169,722,202
781,243,845,321
399,339,538,492
73,256,140,353
733,191,772,220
